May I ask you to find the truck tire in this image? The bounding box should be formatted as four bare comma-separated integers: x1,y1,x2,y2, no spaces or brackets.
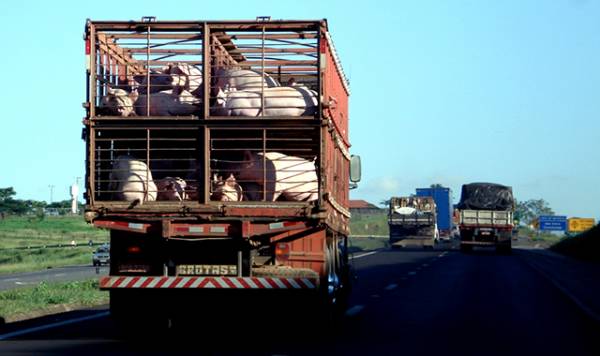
460,244,473,253
496,243,512,255
110,290,170,337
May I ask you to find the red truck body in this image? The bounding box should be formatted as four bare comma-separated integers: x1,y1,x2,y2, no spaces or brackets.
82,19,354,319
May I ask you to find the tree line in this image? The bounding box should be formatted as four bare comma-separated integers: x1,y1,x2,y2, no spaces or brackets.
0,187,82,216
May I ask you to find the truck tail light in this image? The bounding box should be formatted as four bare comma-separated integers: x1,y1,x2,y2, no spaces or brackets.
85,39,91,55
275,243,290,261
127,246,141,254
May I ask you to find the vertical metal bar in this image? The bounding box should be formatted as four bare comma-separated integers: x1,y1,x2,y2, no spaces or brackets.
146,129,151,201
262,129,267,201
317,25,325,208
89,23,96,117
237,250,243,277
203,23,210,118
146,26,151,116
203,126,210,203
261,25,265,117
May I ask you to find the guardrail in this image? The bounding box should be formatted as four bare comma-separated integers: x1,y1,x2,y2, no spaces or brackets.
0,242,108,251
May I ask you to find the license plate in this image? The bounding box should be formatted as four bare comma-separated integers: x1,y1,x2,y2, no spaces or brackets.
177,264,238,276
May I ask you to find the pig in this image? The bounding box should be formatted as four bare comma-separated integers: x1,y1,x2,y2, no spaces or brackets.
108,156,157,203
136,63,203,96
213,68,280,95
135,89,201,116
168,63,203,96
99,88,137,117
211,174,243,201
135,66,173,94
156,177,188,201
236,151,318,202
214,86,318,117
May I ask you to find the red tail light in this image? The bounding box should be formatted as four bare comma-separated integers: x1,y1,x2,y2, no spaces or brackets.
127,246,141,254
275,243,290,261
85,39,91,55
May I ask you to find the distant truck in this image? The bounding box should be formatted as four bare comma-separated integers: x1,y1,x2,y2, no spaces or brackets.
456,183,515,253
388,197,438,248
416,187,453,241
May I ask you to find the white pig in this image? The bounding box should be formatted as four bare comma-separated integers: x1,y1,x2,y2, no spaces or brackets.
214,86,318,117
236,151,318,202
135,89,201,116
213,68,279,94
108,156,157,203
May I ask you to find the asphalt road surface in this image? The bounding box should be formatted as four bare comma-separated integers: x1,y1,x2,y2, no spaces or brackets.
0,265,109,291
1,245,599,355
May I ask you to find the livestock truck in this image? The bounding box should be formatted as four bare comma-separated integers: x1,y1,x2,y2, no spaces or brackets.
416,187,453,241
82,18,360,326
388,197,437,248
456,183,515,254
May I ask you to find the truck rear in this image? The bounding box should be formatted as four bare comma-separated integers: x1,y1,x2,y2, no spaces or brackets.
456,183,515,253
416,187,453,241
82,18,360,325
388,197,437,248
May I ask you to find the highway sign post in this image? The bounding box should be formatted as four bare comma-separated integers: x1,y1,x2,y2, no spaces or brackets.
538,215,567,232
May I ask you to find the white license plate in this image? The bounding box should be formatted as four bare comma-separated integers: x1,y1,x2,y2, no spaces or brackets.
177,264,238,276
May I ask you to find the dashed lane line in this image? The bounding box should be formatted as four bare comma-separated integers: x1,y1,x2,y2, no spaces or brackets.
353,251,379,259
345,305,365,317
384,283,398,291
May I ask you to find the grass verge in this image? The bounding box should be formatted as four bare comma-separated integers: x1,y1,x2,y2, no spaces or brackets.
349,236,389,253
0,279,108,323
551,224,600,262
0,246,100,274
350,212,389,236
0,216,109,274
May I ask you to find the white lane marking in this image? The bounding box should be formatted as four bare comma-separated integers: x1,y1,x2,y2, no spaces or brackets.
345,305,365,317
353,251,379,259
53,273,66,277
0,311,110,341
384,283,398,291
408,271,417,276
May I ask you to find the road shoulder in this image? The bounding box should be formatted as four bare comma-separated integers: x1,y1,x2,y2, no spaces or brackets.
516,247,600,323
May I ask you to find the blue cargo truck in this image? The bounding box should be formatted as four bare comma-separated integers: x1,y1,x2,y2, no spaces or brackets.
416,187,453,240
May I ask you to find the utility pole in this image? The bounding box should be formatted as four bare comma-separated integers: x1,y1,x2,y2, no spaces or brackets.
48,185,55,204
71,177,82,214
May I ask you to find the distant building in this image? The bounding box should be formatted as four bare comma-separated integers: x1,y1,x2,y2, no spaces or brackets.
349,200,381,215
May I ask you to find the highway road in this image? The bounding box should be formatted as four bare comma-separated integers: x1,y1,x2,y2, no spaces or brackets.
1,245,599,355
0,265,108,291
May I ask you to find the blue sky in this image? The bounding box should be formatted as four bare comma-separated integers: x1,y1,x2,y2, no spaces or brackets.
0,0,598,219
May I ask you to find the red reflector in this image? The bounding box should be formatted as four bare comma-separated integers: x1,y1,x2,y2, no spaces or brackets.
275,243,290,260
85,40,91,55
319,40,327,54
127,246,141,254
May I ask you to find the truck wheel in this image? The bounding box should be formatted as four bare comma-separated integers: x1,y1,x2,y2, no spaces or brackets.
496,244,512,255
110,290,170,337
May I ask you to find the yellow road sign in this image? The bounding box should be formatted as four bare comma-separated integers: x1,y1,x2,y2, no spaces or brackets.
568,218,596,233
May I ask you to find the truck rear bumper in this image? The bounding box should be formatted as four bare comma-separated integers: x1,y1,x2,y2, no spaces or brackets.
460,241,497,246
100,276,318,290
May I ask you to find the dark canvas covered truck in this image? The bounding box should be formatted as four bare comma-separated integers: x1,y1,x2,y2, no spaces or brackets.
388,196,437,248
456,183,514,253
82,18,360,325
